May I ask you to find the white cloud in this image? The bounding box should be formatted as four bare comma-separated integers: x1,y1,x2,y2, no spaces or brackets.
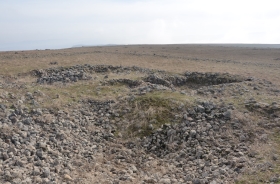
1,0,280,50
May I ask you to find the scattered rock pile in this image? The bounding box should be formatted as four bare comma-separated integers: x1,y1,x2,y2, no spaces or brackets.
245,98,280,115
0,64,279,183
104,79,143,88
35,68,92,84
0,98,120,183
34,65,158,84
184,72,249,86
144,72,248,89
141,102,249,183
144,74,173,88
33,65,248,88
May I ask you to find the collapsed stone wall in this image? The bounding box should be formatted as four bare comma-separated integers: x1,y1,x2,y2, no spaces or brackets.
184,72,249,85
1,63,279,183
33,65,159,84
33,65,248,87
103,79,143,88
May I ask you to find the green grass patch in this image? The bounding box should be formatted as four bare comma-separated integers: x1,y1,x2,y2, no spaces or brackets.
119,91,193,138
25,81,128,109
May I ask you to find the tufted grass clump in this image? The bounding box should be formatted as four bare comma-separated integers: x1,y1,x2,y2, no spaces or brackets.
120,92,191,138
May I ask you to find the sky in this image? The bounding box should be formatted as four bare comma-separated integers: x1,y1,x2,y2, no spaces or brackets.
1,0,280,51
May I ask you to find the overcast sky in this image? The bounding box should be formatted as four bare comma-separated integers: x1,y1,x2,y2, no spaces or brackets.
1,0,280,51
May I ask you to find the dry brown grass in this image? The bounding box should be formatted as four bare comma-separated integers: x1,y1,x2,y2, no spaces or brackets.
232,110,280,184
236,139,280,184
24,81,129,109
1,45,280,183
1,45,280,86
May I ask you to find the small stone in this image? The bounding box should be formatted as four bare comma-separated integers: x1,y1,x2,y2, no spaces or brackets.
192,179,201,184
39,142,48,151
55,166,61,173
62,169,70,175
33,167,41,176
187,117,193,121
239,134,247,142
12,178,21,184
15,159,25,167
9,116,17,123
7,147,17,154
148,124,153,130
23,118,32,125
36,149,44,159
270,175,279,182
272,154,278,161
33,176,42,183
2,152,9,160
130,165,137,173
42,178,50,184
10,169,22,179
190,130,197,137
159,178,171,184
144,178,157,183
64,174,73,181
260,134,268,142
223,110,231,120
42,167,50,178
197,105,205,113
22,177,32,184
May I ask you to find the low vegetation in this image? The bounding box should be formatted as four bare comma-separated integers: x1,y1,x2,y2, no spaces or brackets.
0,45,279,183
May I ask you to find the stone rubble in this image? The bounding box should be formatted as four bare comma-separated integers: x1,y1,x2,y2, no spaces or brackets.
33,64,249,88
0,64,279,183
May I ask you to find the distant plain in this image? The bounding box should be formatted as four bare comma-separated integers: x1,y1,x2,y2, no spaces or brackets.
1,44,280,86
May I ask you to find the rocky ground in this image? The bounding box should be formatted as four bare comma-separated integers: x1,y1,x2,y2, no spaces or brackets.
0,62,279,184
